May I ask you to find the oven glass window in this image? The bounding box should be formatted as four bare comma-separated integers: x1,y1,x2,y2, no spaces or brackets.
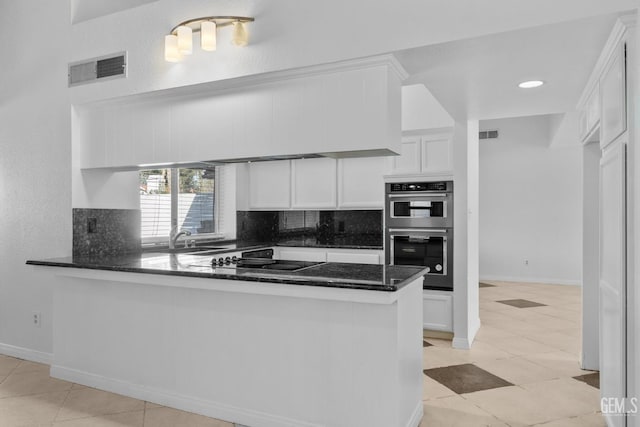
392,201,445,218
393,236,446,275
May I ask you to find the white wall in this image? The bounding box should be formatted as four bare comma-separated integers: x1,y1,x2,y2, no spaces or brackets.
402,85,454,131
0,1,71,361
479,115,582,285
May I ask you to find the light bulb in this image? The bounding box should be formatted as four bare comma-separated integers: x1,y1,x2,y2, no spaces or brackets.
164,34,181,62
231,21,249,47
201,21,217,51
177,25,193,55
518,80,544,89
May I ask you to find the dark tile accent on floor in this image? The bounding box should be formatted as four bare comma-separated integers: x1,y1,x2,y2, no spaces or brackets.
479,282,496,288
497,299,547,308
423,340,433,347
573,372,600,389
424,363,513,394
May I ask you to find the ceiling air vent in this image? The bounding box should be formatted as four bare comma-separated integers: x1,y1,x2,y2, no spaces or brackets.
68,52,127,87
479,130,499,140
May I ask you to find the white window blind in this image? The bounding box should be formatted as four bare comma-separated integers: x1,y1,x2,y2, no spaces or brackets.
140,168,220,242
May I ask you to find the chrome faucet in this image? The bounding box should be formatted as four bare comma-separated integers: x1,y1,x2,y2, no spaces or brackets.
169,229,192,249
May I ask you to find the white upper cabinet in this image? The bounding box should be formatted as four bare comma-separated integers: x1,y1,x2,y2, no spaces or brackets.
600,43,627,149
421,134,452,174
241,156,389,211
248,160,291,209
337,157,387,208
390,132,453,176
391,136,421,175
291,158,337,209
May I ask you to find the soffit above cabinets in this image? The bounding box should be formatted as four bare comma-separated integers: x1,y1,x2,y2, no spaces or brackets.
76,55,407,171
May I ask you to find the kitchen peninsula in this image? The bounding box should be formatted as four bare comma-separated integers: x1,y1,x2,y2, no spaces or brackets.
27,251,426,427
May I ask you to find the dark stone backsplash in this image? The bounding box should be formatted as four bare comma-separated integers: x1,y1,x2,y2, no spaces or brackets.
73,208,141,257
237,210,382,248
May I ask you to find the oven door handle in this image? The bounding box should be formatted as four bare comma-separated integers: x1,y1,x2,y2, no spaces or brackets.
388,228,448,233
388,193,448,198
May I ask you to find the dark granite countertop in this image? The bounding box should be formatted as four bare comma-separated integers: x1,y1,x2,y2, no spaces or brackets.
26,252,426,292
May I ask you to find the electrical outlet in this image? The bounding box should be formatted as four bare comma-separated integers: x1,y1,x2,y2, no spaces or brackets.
32,312,41,328
524,259,529,266
87,217,97,233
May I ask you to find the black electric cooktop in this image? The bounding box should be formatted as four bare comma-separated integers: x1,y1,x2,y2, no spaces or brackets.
211,256,325,272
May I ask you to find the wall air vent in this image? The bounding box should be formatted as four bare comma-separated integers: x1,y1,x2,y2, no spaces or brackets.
479,130,499,140
68,52,127,87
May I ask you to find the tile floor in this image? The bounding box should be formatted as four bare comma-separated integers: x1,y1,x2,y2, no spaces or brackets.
421,280,603,427
0,280,599,426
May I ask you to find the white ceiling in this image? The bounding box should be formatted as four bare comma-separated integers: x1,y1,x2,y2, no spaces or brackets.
394,12,622,121
71,0,159,24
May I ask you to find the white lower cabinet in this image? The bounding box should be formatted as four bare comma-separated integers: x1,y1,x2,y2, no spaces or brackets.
278,248,327,262
422,290,453,332
326,250,382,264
275,247,383,264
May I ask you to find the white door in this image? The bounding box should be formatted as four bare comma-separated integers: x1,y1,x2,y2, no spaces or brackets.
599,141,627,427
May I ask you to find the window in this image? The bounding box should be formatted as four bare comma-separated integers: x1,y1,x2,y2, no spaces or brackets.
139,168,220,243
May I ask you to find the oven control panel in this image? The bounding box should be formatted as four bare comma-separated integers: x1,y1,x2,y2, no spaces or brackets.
388,181,451,192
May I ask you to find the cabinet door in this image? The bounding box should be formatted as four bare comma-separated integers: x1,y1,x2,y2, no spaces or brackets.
599,142,626,427
391,137,421,174
326,251,381,264
600,43,626,149
248,160,291,209
278,248,327,262
337,157,386,208
422,291,453,332
421,134,452,174
291,158,337,209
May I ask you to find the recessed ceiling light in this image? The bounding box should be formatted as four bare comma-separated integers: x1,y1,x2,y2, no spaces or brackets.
518,80,545,89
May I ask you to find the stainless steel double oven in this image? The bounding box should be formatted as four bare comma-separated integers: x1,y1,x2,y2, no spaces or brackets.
385,181,453,291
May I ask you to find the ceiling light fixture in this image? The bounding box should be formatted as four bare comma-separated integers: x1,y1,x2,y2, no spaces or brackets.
518,80,545,89
164,16,254,63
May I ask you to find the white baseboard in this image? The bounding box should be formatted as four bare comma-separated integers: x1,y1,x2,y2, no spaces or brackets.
0,343,53,365
51,365,322,427
480,275,581,286
405,400,424,427
452,317,481,350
